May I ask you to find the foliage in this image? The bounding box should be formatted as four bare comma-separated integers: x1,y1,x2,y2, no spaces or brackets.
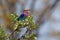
0,13,38,40
0,24,9,40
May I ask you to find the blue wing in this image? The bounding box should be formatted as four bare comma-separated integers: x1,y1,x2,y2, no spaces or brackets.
17,13,25,21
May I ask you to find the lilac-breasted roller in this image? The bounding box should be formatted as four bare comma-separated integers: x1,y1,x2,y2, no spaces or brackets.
17,10,28,21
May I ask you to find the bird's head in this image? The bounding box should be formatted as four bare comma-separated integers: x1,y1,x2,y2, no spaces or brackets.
24,10,29,16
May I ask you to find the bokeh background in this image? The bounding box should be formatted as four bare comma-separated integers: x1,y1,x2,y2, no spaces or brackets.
0,0,60,40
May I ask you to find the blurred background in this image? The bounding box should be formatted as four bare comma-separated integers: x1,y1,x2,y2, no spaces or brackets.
0,0,60,40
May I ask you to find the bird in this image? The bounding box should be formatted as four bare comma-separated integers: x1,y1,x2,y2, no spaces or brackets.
17,10,28,21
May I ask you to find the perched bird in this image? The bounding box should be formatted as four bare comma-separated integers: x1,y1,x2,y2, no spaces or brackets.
17,10,29,21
